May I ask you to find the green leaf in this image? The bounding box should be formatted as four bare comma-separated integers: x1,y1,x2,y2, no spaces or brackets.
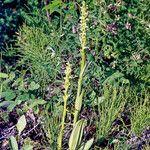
75,90,84,111
9,72,15,80
43,0,62,14
79,138,94,150
0,101,13,108
16,94,30,102
9,136,18,150
1,90,16,101
103,71,128,85
27,99,46,109
0,72,8,78
69,120,86,150
16,115,27,136
7,101,17,112
21,145,33,150
4,0,14,4
29,81,40,91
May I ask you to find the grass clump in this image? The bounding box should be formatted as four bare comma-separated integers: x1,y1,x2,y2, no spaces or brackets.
17,25,60,89
96,86,128,139
42,103,62,149
131,92,150,136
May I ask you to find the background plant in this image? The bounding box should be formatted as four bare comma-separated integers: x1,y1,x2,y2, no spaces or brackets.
131,92,150,136
96,85,128,139
84,0,150,93
0,0,40,51
17,25,60,90
0,0,150,149
41,103,62,149
0,71,43,113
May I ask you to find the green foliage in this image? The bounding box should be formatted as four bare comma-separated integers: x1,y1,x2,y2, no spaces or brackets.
9,136,18,150
9,115,32,150
4,0,15,4
0,72,9,78
16,115,27,136
41,103,62,149
0,0,40,50
1,0,150,149
0,2,19,49
21,137,37,150
96,86,128,139
69,119,94,150
131,92,150,136
43,0,62,14
0,71,42,112
17,25,60,89
69,119,86,150
85,0,150,88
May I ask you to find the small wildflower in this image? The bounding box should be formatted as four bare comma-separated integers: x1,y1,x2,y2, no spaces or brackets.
107,23,117,35
63,62,72,97
73,1,88,125
125,22,131,30
128,13,132,18
131,53,141,60
108,4,117,13
58,62,72,150
72,25,79,34
115,15,120,20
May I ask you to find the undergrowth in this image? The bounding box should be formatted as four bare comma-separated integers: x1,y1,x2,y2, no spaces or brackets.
96,86,129,139
131,92,150,136
0,0,150,150
17,25,60,90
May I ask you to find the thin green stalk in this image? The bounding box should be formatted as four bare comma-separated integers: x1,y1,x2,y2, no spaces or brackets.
60,0,63,33
58,63,71,150
58,101,67,150
73,1,88,126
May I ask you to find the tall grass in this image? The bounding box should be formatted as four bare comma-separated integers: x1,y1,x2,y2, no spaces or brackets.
96,86,128,139
131,91,150,136
42,103,62,149
17,25,60,90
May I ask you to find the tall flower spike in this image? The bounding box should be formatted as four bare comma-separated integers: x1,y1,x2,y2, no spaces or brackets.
63,62,72,98
58,62,71,150
79,1,88,52
73,1,88,126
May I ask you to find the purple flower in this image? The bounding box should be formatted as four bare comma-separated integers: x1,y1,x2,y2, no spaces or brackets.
107,23,117,35
108,4,117,13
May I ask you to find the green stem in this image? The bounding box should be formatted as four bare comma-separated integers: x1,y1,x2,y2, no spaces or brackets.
58,99,67,150
57,62,71,150
73,1,88,126
73,50,85,126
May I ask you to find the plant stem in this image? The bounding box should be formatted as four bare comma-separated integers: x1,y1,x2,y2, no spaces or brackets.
58,100,67,150
73,50,85,125
73,1,88,126
57,63,71,150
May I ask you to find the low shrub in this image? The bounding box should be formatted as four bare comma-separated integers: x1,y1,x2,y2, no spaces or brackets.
17,25,60,90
